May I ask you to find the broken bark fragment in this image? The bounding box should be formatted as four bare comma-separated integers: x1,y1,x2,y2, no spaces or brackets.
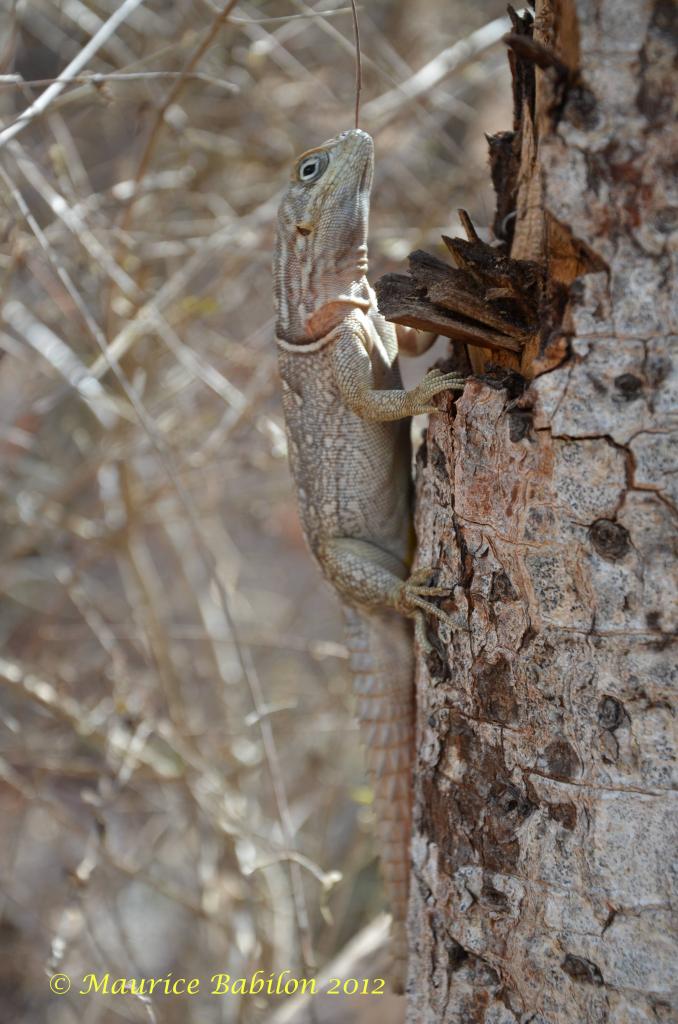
374,214,543,360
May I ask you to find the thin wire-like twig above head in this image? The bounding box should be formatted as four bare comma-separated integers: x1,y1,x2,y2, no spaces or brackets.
350,0,362,128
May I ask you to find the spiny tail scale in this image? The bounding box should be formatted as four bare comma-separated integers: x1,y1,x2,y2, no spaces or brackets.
343,606,414,992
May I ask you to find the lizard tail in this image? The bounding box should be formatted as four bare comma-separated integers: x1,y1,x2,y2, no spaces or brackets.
343,606,414,994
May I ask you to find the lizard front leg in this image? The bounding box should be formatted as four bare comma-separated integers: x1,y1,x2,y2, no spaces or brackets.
332,321,464,421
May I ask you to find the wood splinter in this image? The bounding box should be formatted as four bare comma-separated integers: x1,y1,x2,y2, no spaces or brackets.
375,210,543,357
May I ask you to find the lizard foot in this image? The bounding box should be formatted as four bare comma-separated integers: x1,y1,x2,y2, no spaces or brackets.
394,568,453,628
407,566,449,596
408,369,466,415
425,368,466,384
407,593,453,626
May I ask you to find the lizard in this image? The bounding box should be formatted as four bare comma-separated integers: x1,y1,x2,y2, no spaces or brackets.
272,127,465,993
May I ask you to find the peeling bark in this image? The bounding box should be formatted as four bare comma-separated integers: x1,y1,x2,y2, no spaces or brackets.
401,1,678,1020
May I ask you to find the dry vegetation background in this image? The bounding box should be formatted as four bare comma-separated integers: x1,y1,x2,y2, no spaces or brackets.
0,1,510,1020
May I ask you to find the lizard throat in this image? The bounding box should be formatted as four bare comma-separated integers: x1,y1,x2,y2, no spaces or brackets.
276,294,371,352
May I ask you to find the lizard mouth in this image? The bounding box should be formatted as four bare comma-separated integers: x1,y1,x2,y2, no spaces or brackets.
359,154,374,195
340,129,373,195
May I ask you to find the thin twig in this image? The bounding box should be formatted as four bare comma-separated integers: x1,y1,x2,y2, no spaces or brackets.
362,14,512,127
0,0,148,148
122,0,239,220
231,7,355,25
0,71,238,92
350,0,362,128
2,300,117,428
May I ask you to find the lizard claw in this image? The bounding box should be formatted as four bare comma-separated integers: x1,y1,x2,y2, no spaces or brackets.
410,584,449,597
408,566,439,585
409,594,454,627
424,368,465,383
414,612,434,654
395,567,454,629
407,370,466,415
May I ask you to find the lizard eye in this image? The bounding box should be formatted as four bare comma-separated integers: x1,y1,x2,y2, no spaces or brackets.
297,152,329,183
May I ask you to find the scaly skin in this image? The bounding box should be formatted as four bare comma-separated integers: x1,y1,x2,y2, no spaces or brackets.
273,129,464,992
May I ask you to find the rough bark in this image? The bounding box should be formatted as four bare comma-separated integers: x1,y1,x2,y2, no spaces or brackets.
399,1,678,1020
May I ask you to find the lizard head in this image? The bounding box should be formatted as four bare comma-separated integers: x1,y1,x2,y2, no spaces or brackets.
273,128,374,345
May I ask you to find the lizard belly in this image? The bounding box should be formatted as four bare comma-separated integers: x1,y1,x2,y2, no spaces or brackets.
278,348,412,565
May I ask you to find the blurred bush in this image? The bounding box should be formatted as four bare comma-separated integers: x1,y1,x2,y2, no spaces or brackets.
0,1,509,1020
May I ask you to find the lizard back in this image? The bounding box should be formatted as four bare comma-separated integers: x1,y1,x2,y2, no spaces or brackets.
278,333,412,568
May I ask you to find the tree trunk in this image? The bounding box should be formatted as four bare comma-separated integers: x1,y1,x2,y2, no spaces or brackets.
401,1,677,1020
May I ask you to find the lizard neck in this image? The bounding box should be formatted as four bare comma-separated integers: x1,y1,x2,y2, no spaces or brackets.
304,273,371,345
275,242,373,346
